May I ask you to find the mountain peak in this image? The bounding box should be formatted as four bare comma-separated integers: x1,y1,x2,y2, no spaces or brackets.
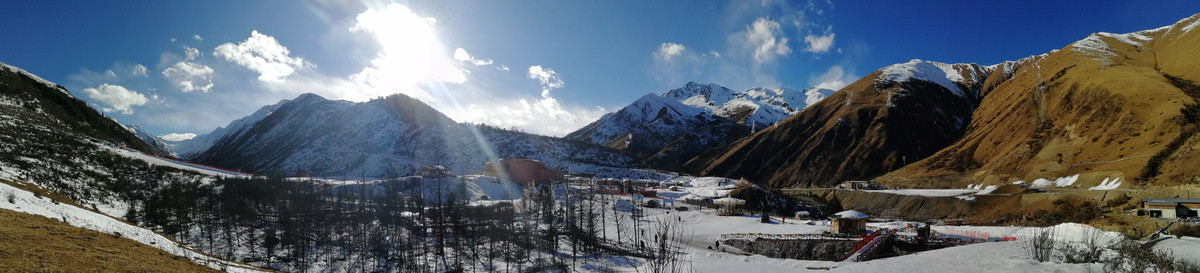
879,59,984,97
294,93,327,102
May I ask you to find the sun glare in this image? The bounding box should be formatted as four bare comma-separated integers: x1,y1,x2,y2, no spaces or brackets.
347,3,466,102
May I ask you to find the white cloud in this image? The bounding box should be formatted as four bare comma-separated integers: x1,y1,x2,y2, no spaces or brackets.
654,43,687,61
132,64,148,77
162,48,214,93
159,133,197,141
70,63,150,86
82,84,148,114
497,65,510,72
214,31,311,83
527,65,563,91
192,34,203,41
184,46,201,59
450,95,606,137
742,18,791,64
438,64,598,136
804,33,835,53
345,3,467,102
810,65,857,91
453,48,494,66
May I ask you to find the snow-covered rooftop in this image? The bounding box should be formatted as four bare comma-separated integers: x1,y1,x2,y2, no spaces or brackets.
831,210,868,220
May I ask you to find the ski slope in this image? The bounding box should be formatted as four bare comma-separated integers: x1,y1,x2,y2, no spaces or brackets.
97,143,251,178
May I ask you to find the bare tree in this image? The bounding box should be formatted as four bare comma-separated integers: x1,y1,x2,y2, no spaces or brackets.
647,219,693,273
1025,228,1056,262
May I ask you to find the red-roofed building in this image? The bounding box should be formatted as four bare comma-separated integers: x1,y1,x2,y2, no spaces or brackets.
482,159,565,186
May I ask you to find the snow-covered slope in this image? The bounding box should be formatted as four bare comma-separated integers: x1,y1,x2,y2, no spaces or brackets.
186,93,638,179
570,93,709,148
0,61,74,98
879,59,989,98
128,124,175,157
168,98,291,158
0,182,264,272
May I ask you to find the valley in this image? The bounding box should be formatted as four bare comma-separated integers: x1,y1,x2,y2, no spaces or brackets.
3,3,1200,273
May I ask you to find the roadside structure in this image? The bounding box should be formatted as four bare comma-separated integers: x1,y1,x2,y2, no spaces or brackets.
714,197,746,216
482,158,565,186
830,210,869,234
1142,198,1200,219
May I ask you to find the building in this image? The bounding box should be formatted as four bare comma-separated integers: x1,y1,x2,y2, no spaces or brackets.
1142,198,1200,219
482,158,565,186
714,198,746,216
418,165,451,178
829,210,869,234
834,181,885,190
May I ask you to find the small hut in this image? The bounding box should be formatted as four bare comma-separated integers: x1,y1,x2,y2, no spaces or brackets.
829,210,869,234
419,165,451,178
714,198,746,216
794,210,811,220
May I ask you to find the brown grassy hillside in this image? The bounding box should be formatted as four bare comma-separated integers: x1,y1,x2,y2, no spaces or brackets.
686,62,993,188
877,14,1200,189
0,209,221,273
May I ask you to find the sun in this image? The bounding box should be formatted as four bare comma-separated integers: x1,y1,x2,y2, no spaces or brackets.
346,3,466,102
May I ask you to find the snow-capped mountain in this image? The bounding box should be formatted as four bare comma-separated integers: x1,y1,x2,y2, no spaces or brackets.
182,93,639,178
127,125,174,157
662,82,830,128
167,98,291,158
568,82,832,169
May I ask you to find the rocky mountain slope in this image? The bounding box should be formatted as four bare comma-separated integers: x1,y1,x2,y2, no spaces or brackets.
182,93,639,178
685,59,1008,188
877,13,1200,188
0,61,222,214
129,125,174,157
690,13,1200,190
0,62,167,156
566,82,830,169
166,99,289,159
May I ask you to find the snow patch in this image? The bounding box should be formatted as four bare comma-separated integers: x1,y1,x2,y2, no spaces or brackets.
863,189,978,197
0,182,266,272
1030,174,1078,188
1088,177,1122,190
880,59,970,97
96,143,250,178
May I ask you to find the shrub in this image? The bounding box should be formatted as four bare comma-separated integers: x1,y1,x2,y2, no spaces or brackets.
1022,196,1101,226
5,192,13,204
1102,241,1198,273
1105,194,1131,208
1061,228,1104,264
1171,223,1200,238
1025,228,1056,262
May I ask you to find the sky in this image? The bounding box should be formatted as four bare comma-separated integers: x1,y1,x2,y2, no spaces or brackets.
2,0,1198,139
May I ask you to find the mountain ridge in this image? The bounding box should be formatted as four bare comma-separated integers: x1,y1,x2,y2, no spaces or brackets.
183,92,640,178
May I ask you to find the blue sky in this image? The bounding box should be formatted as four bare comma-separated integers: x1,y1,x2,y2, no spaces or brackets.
2,0,1198,139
